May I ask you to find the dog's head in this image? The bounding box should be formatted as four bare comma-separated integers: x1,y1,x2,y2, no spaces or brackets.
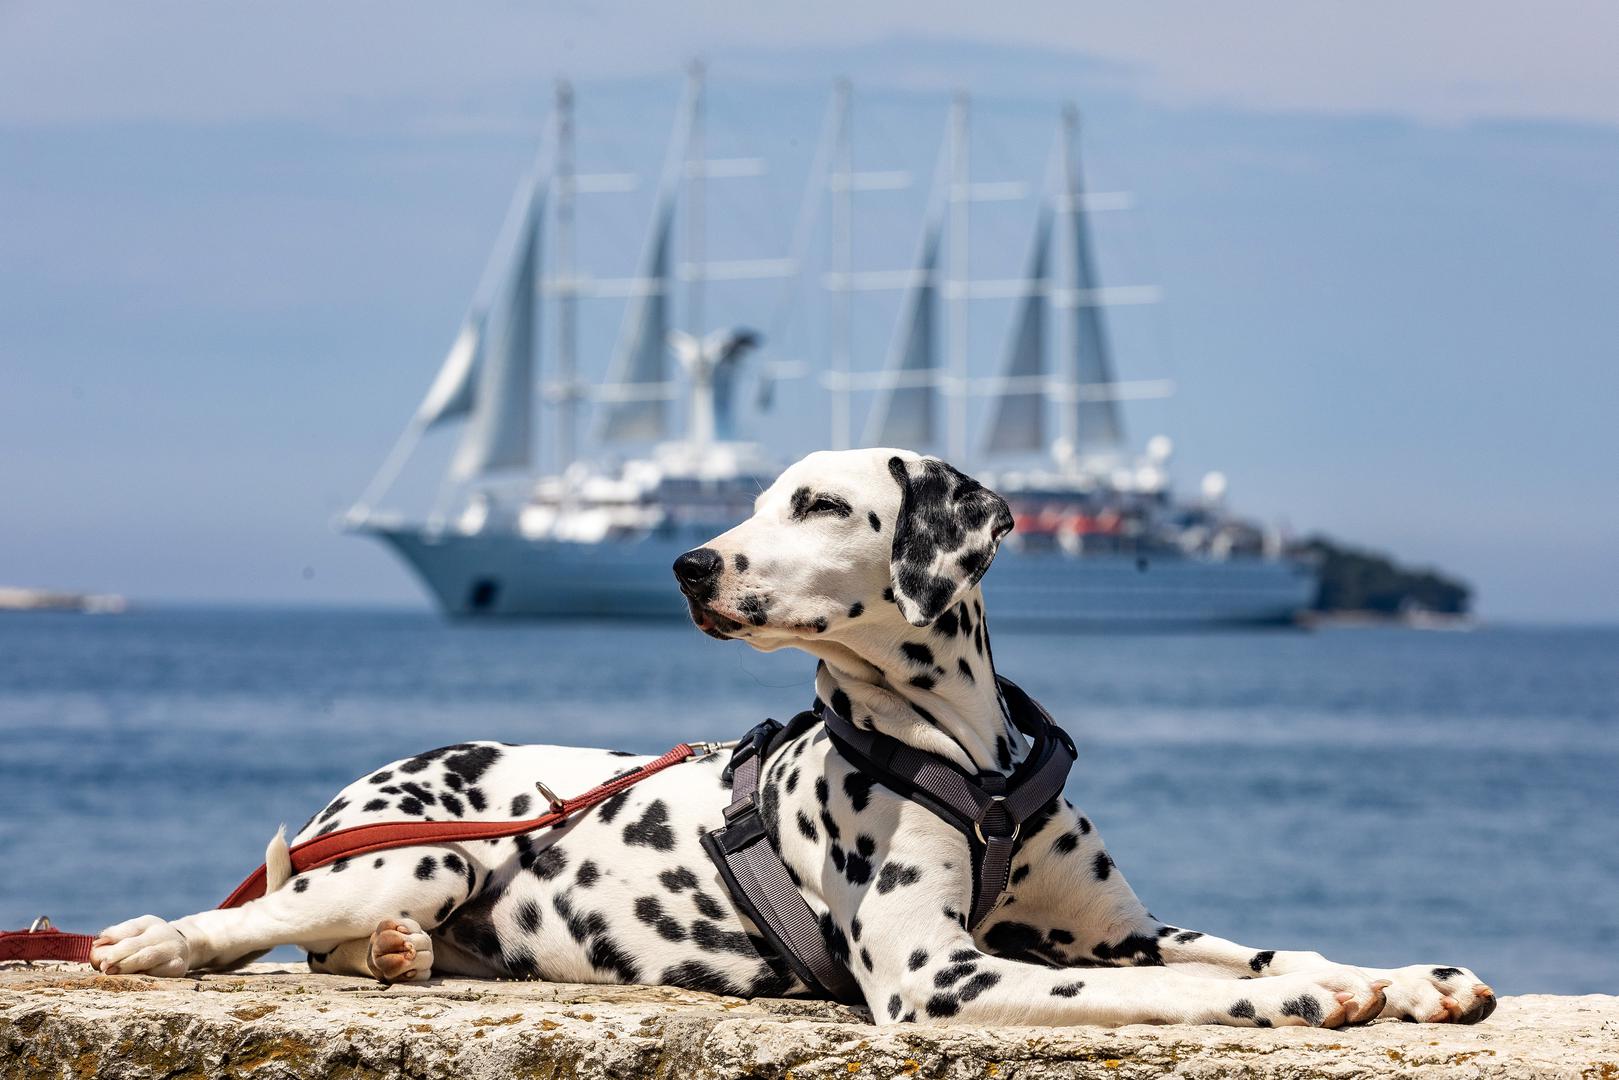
673,449,1013,649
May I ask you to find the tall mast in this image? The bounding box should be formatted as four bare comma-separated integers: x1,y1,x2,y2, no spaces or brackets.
830,78,854,450
947,92,970,466
1056,103,1081,458
685,60,706,341
555,80,579,474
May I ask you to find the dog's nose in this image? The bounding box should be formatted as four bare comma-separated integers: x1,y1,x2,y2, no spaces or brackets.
673,547,724,592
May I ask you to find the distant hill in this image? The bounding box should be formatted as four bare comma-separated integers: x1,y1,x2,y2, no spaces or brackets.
1294,537,1471,617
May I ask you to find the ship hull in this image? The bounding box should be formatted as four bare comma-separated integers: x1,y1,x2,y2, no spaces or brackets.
365,527,1318,628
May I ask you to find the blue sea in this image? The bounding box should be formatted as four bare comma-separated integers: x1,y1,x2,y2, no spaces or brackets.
1,609,1614,994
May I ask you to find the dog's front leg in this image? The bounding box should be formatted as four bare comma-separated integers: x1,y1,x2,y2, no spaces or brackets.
849,911,1387,1028
1152,929,1497,1024
1001,800,1496,1024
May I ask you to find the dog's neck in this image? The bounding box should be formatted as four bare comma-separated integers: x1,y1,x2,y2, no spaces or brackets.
807,589,1024,774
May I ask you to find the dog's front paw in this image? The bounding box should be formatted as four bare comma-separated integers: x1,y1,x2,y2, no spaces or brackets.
90,915,189,977
366,918,433,983
1224,968,1388,1029
1371,964,1495,1024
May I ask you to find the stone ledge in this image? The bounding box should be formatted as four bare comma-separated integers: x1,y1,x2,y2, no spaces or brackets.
2,964,1615,1079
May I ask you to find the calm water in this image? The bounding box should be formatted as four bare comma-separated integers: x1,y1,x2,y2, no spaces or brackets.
1,609,1614,994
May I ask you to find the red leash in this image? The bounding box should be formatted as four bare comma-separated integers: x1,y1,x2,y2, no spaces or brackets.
1,742,704,966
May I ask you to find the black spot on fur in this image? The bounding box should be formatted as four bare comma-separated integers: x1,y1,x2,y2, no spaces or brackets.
901,642,935,667
887,994,903,1019
843,772,876,812
1174,930,1204,944
957,658,974,683
368,770,393,784
1092,934,1166,967
830,689,852,720
575,860,600,888
399,782,436,806
597,790,632,824
817,912,851,967
876,862,921,894
909,674,936,690
398,797,424,817
844,835,876,885
318,797,349,823
1093,850,1114,880
292,877,309,893
588,935,640,982
868,511,882,532
1009,865,1030,885
933,608,959,637
908,949,929,971
796,810,818,841
363,798,387,812
1051,980,1085,998
1281,994,1323,1025
693,891,728,921
1250,950,1276,973
737,593,769,626
1431,966,1463,981
661,867,699,893
662,959,744,996
440,793,465,817
733,552,749,573
414,856,437,881
635,896,688,941
623,800,675,850
1054,831,1081,855
517,900,542,934
510,794,532,817
530,846,568,880
1229,998,1256,1020
848,601,864,618
692,920,757,956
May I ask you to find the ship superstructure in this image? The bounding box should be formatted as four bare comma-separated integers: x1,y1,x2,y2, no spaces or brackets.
345,67,1317,625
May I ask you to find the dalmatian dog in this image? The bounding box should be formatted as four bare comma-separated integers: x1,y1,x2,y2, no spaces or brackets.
90,448,1494,1028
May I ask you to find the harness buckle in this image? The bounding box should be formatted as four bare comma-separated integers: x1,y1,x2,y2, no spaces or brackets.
973,796,1020,846
28,916,53,934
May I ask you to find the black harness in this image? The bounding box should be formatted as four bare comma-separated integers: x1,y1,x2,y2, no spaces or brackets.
701,676,1077,1003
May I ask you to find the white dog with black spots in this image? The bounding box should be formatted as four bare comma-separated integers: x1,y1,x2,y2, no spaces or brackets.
91,448,1495,1028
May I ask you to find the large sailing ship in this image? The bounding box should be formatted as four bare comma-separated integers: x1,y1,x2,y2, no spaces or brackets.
344,67,1318,626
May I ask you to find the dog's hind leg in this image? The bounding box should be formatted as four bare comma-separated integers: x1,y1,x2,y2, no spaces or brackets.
307,919,434,982
91,838,478,978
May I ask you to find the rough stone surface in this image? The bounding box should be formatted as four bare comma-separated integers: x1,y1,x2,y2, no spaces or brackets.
2,963,1615,1079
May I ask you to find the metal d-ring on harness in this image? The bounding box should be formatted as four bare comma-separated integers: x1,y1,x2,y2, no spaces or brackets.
702,676,1077,1004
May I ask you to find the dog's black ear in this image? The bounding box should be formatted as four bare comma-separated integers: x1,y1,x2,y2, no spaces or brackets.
887,455,1014,627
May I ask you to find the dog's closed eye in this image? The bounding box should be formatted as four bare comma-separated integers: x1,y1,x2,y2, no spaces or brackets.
791,487,853,520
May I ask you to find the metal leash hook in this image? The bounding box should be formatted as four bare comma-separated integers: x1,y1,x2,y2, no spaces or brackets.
19,915,54,967
534,780,565,815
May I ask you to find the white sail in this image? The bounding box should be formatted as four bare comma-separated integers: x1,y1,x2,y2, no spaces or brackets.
449,184,544,480
597,193,675,442
1062,118,1124,452
982,201,1052,455
862,202,944,448
415,316,483,429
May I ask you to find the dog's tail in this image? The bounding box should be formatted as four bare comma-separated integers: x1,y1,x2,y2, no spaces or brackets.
263,826,294,894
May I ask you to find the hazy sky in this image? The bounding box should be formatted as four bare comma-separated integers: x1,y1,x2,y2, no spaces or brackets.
3,3,1616,620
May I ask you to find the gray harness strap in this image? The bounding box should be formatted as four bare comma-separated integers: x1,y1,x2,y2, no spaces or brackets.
702,677,1076,1003
819,676,1076,928
701,716,863,1003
